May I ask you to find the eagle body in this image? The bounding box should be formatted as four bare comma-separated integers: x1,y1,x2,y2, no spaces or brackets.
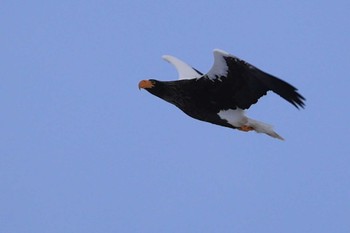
139,49,305,140
145,79,235,129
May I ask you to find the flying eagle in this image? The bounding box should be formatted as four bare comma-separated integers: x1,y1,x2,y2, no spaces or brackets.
139,49,305,140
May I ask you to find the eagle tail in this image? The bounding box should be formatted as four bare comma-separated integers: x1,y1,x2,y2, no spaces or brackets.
247,118,284,140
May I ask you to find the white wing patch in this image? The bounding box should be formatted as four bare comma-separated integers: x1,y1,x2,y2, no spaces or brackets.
207,49,231,80
162,55,202,80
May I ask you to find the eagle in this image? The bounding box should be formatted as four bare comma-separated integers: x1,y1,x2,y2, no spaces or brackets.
139,49,305,140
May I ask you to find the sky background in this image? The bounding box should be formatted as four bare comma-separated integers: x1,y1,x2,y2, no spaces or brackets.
1,1,350,232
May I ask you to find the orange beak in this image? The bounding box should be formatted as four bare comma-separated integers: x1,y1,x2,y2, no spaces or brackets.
138,80,154,90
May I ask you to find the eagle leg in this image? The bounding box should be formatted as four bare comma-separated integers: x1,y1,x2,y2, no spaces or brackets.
238,125,254,132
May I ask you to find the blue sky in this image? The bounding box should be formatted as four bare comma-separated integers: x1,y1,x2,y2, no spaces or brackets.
1,1,349,232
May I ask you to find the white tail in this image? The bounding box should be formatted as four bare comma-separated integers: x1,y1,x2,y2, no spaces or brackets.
247,118,284,140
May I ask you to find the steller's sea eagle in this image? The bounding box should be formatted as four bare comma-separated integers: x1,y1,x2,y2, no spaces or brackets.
139,49,305,140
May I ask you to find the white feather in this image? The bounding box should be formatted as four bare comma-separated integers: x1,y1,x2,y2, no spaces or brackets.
162,55,202,80
217,109,248,127
217,108,284,140
207,49,230,80
246,118,284,140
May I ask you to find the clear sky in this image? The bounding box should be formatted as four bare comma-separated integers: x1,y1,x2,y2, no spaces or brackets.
1,1,349,232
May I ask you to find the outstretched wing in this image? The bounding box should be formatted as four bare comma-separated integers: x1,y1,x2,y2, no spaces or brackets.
162,55,203,80
204,49,305,110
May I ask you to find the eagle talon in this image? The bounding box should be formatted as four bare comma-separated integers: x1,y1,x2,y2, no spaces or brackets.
238,125,254,132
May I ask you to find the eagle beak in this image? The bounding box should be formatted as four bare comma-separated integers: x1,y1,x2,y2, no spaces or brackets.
138,80,154,90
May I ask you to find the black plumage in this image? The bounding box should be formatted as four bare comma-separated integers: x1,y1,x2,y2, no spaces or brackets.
219,55,305,109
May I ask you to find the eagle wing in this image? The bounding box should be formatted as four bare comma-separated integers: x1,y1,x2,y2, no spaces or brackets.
204,49,305,110
162,55,203,80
